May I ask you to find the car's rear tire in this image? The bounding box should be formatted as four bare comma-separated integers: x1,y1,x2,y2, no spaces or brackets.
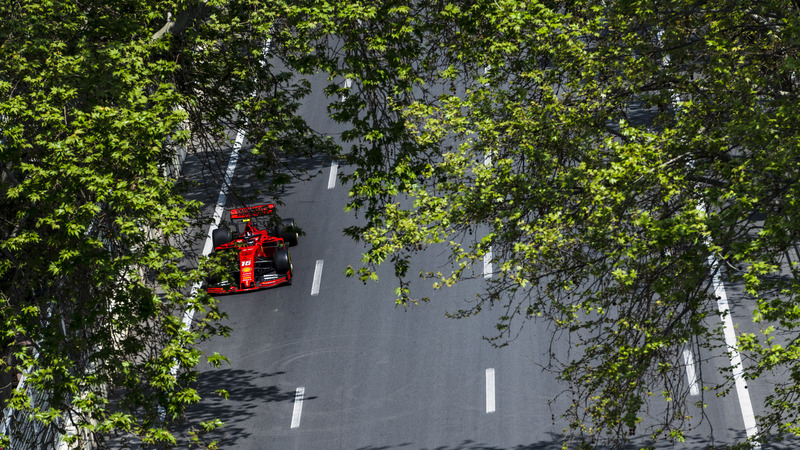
279,218,299,247
274,249,292,275
212,228,231,249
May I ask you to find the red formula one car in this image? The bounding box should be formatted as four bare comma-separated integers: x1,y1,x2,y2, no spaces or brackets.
206,204,298,295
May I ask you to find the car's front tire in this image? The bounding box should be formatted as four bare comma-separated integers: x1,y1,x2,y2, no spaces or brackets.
212,228,232,249
274,249,292,275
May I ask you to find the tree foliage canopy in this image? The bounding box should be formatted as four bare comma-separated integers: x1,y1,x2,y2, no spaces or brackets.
4,0,800,448
295,0,800,446
0,0,331,448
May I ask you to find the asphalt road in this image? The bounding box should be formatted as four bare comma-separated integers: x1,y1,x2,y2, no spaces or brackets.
176,69,800,449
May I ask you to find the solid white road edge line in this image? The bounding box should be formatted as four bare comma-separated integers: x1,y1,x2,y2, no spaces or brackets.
291,386,305,428
171,130,244,380
682,348,700,396
486,368,496,413
483,248,493,279
328,161,338,189
709,256,760,448
696,200,760,447
311,260,324,296
159,130,244,422
201,130,244,257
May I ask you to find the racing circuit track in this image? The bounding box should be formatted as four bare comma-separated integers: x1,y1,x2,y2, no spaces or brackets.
177,62,799,450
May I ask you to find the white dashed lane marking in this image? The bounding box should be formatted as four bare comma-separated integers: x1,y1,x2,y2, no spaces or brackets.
340,78,353,102
327,162,338,189
483,248,493,279
311,260,324,296
486,368,496,413
290,387,305,428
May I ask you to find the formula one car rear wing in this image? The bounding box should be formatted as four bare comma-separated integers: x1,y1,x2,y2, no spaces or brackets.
230,204,275,221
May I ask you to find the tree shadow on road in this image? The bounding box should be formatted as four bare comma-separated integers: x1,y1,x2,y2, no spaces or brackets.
351,428,797,449
173,367,315,448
